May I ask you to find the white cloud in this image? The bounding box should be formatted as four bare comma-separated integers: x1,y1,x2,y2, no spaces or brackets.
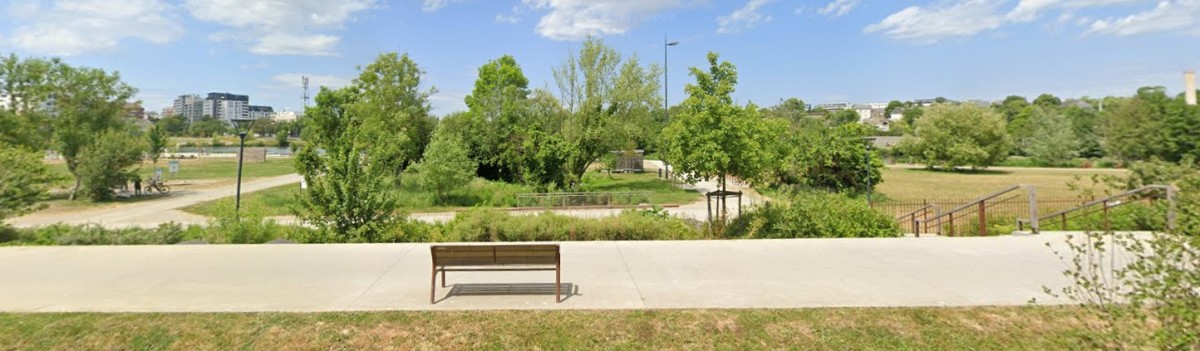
521,0,688,40
1007,0,1145,23
718,0,774,34
185,0,375,56
818,0,861,17
1087,0,1200,36
864,0,1005,43
422,0,465,12
496,13,521,23
5,0,183,56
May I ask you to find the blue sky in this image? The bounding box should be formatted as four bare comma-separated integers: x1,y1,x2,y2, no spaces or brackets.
3,0,1199,115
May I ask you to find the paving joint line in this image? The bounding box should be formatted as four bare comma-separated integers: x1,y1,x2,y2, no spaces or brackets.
347,244,417,308
613,242,647,308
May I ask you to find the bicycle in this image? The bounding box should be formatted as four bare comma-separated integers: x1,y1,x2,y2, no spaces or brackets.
144,177,171,195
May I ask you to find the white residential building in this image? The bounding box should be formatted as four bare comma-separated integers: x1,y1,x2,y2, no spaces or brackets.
249,105,274,120
272,110,299,122
172,94,204,122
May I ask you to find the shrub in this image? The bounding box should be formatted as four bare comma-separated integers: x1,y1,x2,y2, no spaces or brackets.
1,223,190,246
727,191,902,239
436,208,700,242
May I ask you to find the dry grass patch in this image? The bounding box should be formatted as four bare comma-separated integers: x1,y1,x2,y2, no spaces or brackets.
878,166,1126,201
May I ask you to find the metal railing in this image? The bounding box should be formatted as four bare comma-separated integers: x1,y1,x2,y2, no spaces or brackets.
895,204,939,237
908,185,1039,236
514,191,654,208
1017,185,1176,232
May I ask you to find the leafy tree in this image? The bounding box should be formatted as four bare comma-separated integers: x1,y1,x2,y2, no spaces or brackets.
996,95,1030,122
187,116,229,137
827,109,860,126
1033,93,1062,107
349,52,437,174
1102,88,1172,162
901,103,1012,170
761,98,810,125
884,100,904,117
1063,105,1105,158
294,51,433,241
661,52,783,230
0,145,59,222
156,114,188,136
901,107,923,128
146,122,168,164
1026,107,1079,166
410,126,476,203
462,55,533,181
43,60,137,200
779,123,884,192
553,36,662,185
274,130,289,147
76,129,144,202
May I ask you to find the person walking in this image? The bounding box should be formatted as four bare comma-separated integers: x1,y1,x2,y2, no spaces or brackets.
133,175,142,196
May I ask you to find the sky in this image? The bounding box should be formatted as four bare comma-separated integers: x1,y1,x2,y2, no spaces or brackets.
2,0,1199,116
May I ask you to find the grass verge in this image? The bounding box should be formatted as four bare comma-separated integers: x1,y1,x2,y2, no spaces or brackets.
182,172,701,217
0,306,1135,350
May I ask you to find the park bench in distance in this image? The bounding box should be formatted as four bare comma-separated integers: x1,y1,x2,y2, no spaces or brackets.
430,244,561,304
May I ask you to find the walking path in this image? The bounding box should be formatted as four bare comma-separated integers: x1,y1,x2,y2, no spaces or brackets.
0,233,1094,312
9,163,760,228
8,174,303,229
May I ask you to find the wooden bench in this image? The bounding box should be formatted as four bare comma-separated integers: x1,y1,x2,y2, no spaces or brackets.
430,244,561,304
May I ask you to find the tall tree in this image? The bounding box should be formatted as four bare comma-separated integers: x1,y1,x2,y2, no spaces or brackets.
661,52,783,231
295,87,405,242
1033,93,1062,107
146,122,168,164
461,55,532,181
901,104,1012,170
552,36,662,185
410,125,476,204
1103,87,1172,162
45,61,137,200
76,129,144,202
0,144,59,222
1026,107,1079,166
348,52,437,175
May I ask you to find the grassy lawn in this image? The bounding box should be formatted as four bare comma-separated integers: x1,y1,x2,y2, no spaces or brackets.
580,171,701,205
45,158,296,182
877,166,1127,201
0,306,1134,350
182,172,701,217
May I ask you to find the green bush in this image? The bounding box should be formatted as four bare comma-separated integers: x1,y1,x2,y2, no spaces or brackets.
434,208,700,242
1,223,190,246
727,191,902,239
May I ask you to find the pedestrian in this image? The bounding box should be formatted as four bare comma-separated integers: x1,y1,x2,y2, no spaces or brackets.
133,175,142,196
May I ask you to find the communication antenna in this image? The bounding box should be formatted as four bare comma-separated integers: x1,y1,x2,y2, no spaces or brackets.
301,76,310,108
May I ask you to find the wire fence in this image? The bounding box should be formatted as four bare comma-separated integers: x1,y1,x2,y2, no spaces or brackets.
875,195,1094,235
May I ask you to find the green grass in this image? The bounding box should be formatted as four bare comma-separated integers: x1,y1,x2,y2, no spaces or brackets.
877,166,1127,201
580,172,702,205
45,158,296,183
0,306,1139,350
182,172,702,217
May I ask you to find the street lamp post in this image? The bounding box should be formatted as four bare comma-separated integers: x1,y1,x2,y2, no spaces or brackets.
663,36,678,179
232,118,256,218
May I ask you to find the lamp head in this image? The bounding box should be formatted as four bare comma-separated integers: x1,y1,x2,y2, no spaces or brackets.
667,41,679,46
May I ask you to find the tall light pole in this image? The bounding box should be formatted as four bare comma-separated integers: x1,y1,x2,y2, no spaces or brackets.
231,118,256,218
663,36,678,178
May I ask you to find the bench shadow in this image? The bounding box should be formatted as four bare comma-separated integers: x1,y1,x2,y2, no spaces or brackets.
437,283,579,303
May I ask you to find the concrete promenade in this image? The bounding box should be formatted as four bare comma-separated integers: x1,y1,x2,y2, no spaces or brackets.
0,233,1095,312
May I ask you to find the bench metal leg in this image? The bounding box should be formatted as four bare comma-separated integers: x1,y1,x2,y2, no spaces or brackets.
430,267,437,304
441,270,447,288
555,262,561,303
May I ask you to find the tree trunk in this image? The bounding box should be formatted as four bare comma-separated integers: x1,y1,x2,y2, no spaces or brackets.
69,177,81,201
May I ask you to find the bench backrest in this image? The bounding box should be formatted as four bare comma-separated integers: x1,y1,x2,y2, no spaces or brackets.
431,244,559,266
